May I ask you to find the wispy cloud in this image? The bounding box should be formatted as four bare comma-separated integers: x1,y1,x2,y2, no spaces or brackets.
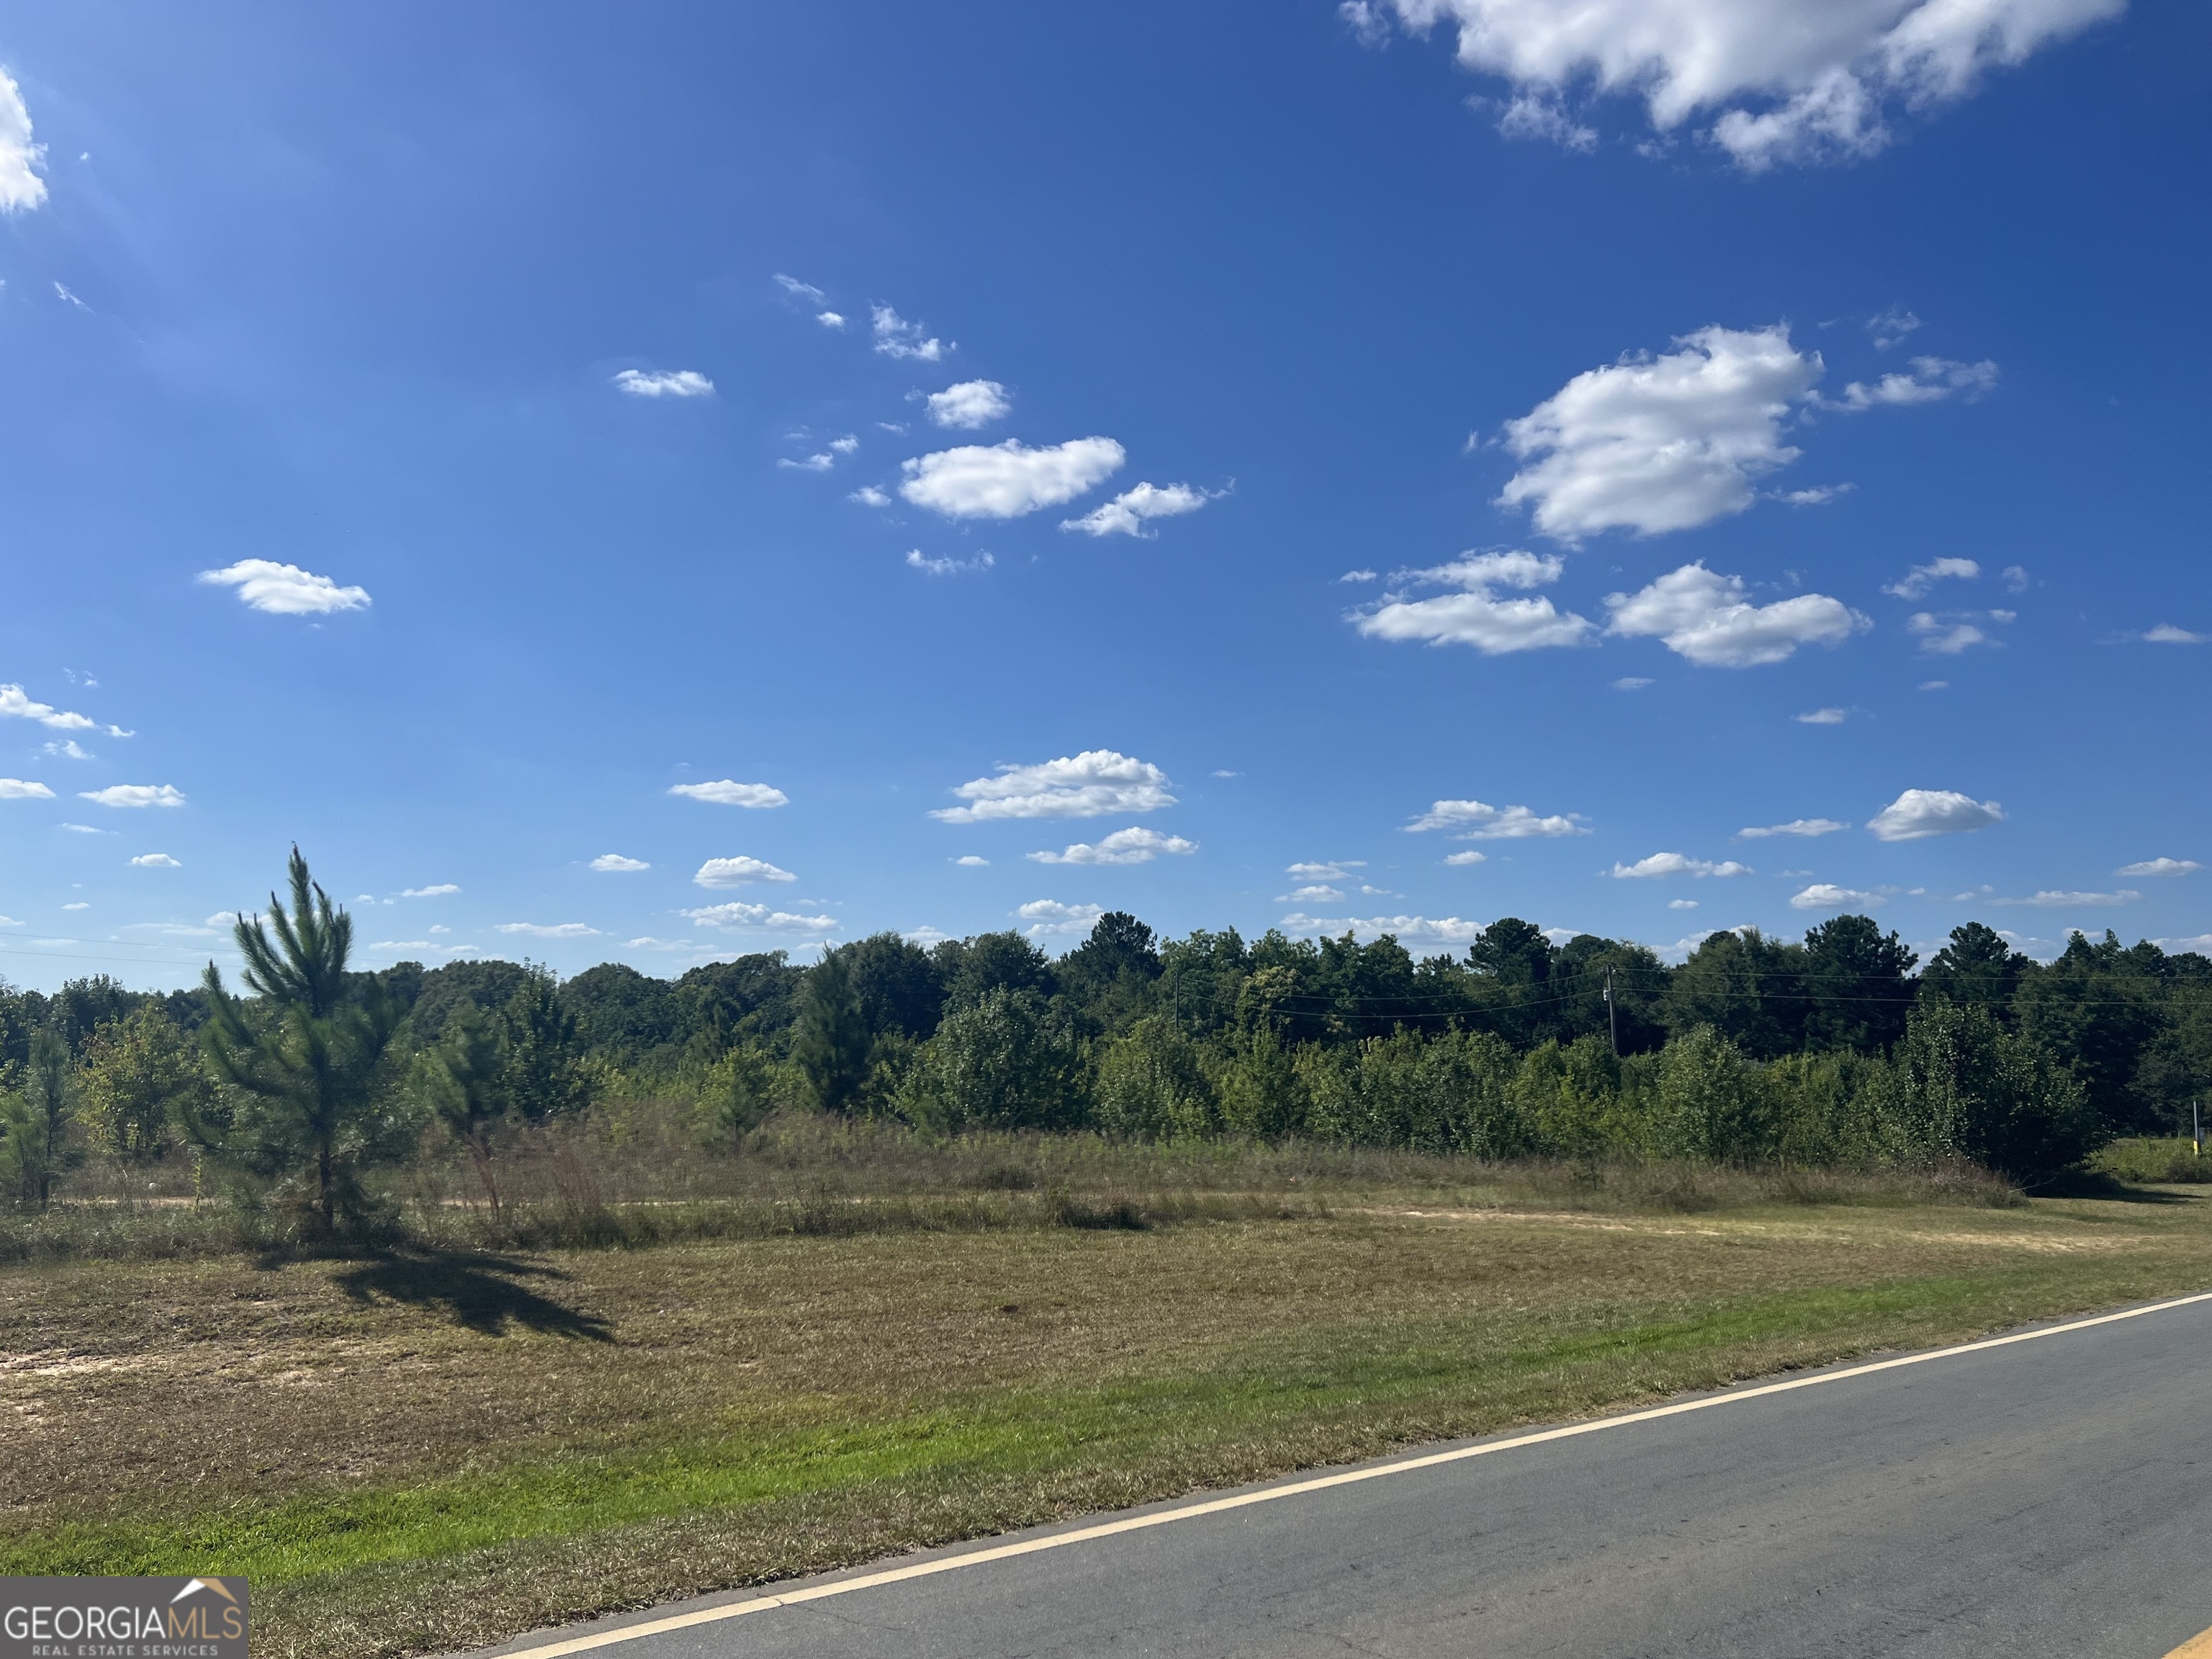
495,921,601,938
80,784,186,809
1061,482,1220,539
2116,858,2198,878
907,549,995,576
1882,557,1978,600
872,305,948,361
1738,818,1847,840
613,368,714,398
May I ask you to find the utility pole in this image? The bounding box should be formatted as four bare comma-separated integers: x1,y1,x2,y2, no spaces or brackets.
1604,966,1617,1056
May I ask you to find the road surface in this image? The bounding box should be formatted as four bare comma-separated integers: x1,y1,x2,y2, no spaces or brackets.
472,1292,2212,1659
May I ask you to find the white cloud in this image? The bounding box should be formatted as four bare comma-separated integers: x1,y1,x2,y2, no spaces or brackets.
900,437,1125,518
0,684,96,730
1017,899,1105,938
1611,676,1653,691
1498,325,1820,539
1739,818,1847,840
1212,770,1241,778
0,778,55,799
1444,850,1489,866
1286,884,1345,902
682,902,837,932
926,380,1012,430
1919,680,1949,691
779,453,835,472
198,559,372,616
2144,624,2206,645
1884,557,1979,600
1609,853,1750,879
1669,898,1700,909
1366,0,2121,168
954,854,990,867
1606,562,1865,667
1990,889,2141,908
1778,484,1852,506
80,784,186,809
670,780,789,809
1340,569,1379,583
1867,788,2004,842
1795,708,1848,725
1495,91,1598,150
43,739,92,760
0,71,45,214
53,281,88,310
1825,357,1998,411
2000,565,2029,594
2116,858,2198,878
851,486,891,507
1354,550,1594,655
401,883,459,897
830,435,859,454
816,312,845,329
1340,0,1393,47
60,822,105,832
1288,860,1366,881
872,305,948,361
773,274,827,304
1867,307,1922,349
1406,798,1586,838
591,853,649,872
495,922,601,938
1028,827,1197,866
1279,912,1486,945
1791,884,1882,911
693,855,798,889
613,369,713,398
933,750,1174,822
1907,611,2008,654
1062,482,1218,539
907,549,995,576
129,853,181,868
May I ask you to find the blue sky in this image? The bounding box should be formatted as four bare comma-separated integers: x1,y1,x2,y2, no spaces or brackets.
0,0,2206,991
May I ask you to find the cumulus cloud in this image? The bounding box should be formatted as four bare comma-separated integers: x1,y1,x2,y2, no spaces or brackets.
1609,853,1751,878
1823,357,1998,411
1288,860,1366,881
1028,827,1197,866
44,739,92,760
495,922,601,938
129,853,181,868
1796,708,1848,725
1018,899,1105,938
1670,898,1700,910
0,685,96,730
1739,818,1848,839
1353,550,1594,655
693,855,797,889
197,559,373,616
590,854,649,872
80,785,185,809
2117,858,2198,878
850,486,891,508
1791,884,1882,910
2144,624,2206,645
613,369,714,398
900,437,1125,518
0,71,46,215
872,305,948,361
1497,326,1820,539
1778,484,1852,506
670,780,789,809
954,855,990,867
1991,889,2140,908
906,549,995,576
1286,884,1344,902
925,379,1012,430
1884,557,1979,600
0,779,55,799
1279,911,1487,945
1606,562,1866,667
933,750,1174,823
682,902,836,932
1062,482,1218,539
1866,788,2004,842
1444,850,1489,866
1341,569,1379,583
1406,798,1586,838
1362,0,2121,168
1907,609,2012,654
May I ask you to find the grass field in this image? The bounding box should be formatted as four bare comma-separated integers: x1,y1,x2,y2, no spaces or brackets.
5,1143,2211,1658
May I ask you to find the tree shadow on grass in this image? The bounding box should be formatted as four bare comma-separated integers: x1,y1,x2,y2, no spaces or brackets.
2030,1169,2204,1205
333,1250,616,1340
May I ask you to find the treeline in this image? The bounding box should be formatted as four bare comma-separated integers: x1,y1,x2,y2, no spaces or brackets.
1,850,2208,1220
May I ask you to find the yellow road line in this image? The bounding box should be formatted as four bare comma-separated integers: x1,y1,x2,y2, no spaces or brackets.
482,1289,2212,1659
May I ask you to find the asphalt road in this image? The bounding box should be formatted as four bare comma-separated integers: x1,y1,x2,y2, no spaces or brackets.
476,1294,2212,1659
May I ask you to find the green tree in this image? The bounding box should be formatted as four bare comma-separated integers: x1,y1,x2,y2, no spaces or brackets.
896,988,1088,1130
706,1044,780,1149
1649,1026,1771,1161
1918,922,2030,1016
192,849,415,1231
499,968,595,1120
1095,1015,1217,1139
1889,1002,2102,1182
0,1028,86,1208
1665,929,1807,1060
418,1004,511,1214
793,948,876,1113
1799,914,1917,1054
79,1003,215,1162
